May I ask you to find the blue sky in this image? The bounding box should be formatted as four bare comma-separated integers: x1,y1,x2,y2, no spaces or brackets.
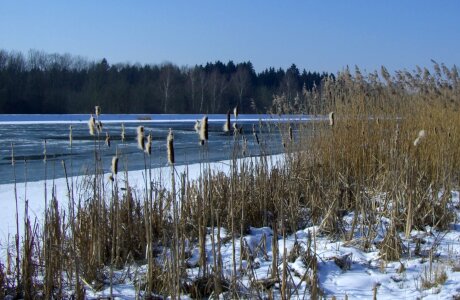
1,1,459,73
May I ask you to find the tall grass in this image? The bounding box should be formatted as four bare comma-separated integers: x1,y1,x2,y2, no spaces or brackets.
1,63,459,298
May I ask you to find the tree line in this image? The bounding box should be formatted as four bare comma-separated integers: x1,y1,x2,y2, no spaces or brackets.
0,49,331,114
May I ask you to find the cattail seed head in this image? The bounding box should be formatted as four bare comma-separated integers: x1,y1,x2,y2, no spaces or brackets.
95,105,101,117
145,133,152,155
200,116,208,143
137,126,145,150
289,125,293,141
234,105,239,118
223,110,231,132
96,120,103,134
105,132,111,147
329,112,335,127
121,123,126,143
69,125,73,147
111,156,119,175
88,114,96,136
167,128,175,164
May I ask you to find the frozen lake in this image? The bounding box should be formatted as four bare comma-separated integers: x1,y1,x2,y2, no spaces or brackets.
0,114,318,184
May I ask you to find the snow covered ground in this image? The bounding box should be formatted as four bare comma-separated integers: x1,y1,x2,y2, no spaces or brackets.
1,155,460,299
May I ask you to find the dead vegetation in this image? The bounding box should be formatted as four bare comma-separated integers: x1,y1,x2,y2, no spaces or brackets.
1,63,459,298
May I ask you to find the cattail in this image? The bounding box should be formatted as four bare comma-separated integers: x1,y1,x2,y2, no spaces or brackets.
105,132,111,147
121,123,126,143
167,128,175,164
97,120,103,134
137,126,145,150
200,116,208,143
329,112,335,127
111,156,119,175
413,129,426,146
223,110,231,132
69,125,73,147
88,114,96,136
234,105,239,118
194,120,201,133
289,125,293,141
95,105,101,117
145,133,152,155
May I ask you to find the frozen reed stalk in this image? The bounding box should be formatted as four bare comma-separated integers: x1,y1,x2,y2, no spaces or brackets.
105,132,111,147
69,125,73,147
167,128,175,164
43,140,47,163
95,105,101,117
223,110,231,132
252,124,259,144
200,116,208,144
234,105,239,118
233,122,243,135
137,126,145,150
145,133,152,155
111,156,119,176
121,123,126,143
88,114,96,136
329,111,335,127
413,129,427,146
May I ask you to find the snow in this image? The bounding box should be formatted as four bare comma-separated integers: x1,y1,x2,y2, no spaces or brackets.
1,154,460,299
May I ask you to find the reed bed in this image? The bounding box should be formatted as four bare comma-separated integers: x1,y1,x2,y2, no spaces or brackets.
1,64,459,299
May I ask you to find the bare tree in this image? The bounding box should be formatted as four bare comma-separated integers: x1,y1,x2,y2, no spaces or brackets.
232,66,250,112
160,63,175,113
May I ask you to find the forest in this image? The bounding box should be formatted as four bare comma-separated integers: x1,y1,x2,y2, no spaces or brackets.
0,49,331,114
